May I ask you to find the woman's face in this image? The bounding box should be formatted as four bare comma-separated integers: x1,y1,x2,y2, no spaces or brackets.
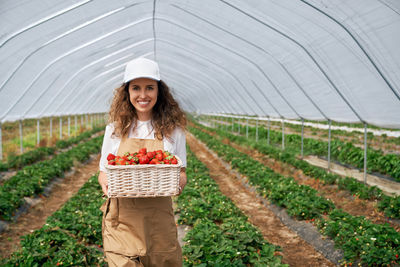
128,78,158,121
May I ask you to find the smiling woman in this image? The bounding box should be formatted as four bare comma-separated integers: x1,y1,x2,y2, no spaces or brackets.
97,57,187,267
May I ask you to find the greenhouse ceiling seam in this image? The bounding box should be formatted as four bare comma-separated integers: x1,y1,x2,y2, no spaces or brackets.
170,4,311,117
219,0,365,123
153,0,157,61
301,0,400,101
0,0,91,48
158,58,234,114
156,17,292,117
0,17,153,123
0,2,139,94
376,0,400,15
157,38,253,114
42,39,154,117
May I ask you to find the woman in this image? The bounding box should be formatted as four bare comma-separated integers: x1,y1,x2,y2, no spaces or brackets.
98,57,187,267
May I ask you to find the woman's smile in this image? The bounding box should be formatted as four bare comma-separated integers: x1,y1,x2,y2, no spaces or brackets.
129,78,158,121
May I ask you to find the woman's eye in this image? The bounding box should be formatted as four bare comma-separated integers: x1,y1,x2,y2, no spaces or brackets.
147,86,154,90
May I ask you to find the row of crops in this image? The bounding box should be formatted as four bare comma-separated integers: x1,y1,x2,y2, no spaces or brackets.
188,121,400,266
0,141,288,266
210,117,400,182
0,127,104,222
1,117,399,266
197,119,400,220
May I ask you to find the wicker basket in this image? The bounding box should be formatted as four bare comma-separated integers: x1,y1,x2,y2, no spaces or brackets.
105,156,182,198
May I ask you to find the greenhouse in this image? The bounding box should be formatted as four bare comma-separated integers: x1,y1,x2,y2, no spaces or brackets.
0,0,399,266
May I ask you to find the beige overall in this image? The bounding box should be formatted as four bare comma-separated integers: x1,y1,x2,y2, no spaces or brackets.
101,136,182,267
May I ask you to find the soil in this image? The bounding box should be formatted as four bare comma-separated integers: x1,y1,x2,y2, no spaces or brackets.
187,133,337,267
0,154,102,259
197,125,400,232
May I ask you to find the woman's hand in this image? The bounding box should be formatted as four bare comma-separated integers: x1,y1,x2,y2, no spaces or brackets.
98,171,108,196
178,168,187,195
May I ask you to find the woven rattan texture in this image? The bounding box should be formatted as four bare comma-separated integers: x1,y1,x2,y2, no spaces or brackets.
106,156,182,198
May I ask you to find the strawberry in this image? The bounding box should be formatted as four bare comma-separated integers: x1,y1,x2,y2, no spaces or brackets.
139,148,147,155
156,153,163,161
171,157,178,164
123,152,130,157
150,158,159,164
107,153,115,161
147,151,155,159
163,159,170,164
139,155,150,164
115,158,126,165
156,150,163,154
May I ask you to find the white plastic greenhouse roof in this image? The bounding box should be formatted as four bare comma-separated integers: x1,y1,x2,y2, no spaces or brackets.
1,0,400,128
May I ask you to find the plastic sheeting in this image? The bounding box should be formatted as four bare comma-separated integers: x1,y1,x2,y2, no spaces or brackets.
1,0,399,128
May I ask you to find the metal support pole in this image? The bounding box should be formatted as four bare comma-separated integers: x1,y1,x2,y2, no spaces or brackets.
50,117,53,138
328,120,331,170
282,119,285,150
90,114,93,129
75,115,77,136
0,123,3,160
68,116,71,137
59,117,62,139
37,119,40,145
246,119,249,138
301,118,304,159
267,117,270,145
364,123,368,184
256,119,259,142
85,114,88,129
19,120,23,153
81,115,84,130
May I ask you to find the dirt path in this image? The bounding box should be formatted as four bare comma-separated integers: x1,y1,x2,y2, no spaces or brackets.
187,133,336,267
0,154,101,259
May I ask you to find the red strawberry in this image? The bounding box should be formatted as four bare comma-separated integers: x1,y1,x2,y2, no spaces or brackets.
156,153,163,161
139,155,150,164
107,153,115,161
163,159,170,164
108,160,116,165
150,158,159,164
171,157,178,164
139,148,147,155
156,150,163,154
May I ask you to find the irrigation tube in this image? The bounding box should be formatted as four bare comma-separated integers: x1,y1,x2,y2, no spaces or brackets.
328,120,331,170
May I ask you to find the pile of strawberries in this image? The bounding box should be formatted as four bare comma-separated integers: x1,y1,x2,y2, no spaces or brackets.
107,148,178,165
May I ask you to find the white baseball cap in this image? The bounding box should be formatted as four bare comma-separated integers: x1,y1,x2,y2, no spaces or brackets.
123,57,161,83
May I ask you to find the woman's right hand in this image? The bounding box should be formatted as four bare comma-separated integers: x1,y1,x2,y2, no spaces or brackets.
98,171,108,196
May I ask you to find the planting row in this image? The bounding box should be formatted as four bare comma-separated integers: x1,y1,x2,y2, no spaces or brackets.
189,125,400,266
0,174,106,266
0,126,104,172
212,118,400,182
195,120,400,220
1,146,287,266
0,134,103,221
178,148,286,266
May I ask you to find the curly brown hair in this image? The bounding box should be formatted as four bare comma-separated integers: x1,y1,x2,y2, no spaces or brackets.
108,80,186,139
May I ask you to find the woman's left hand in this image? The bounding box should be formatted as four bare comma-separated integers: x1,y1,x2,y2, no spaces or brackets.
178,168,187,195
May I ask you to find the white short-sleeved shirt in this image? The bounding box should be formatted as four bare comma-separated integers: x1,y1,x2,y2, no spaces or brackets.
99,120,187,172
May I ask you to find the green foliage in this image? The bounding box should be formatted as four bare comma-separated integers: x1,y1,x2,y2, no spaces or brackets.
179,148,287,266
